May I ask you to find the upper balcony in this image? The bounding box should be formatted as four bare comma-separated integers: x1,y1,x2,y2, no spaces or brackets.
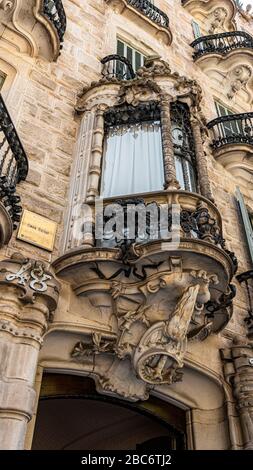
207,112,253,184
0,95,28,247
105,0,172,45
101,55,136,81
0,0,66,61
191,31,253,61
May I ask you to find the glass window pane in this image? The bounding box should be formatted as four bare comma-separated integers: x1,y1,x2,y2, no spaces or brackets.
175,156,185,190
127,46,133,65
101,122,164,197
117,40,124,56
135,52,141,71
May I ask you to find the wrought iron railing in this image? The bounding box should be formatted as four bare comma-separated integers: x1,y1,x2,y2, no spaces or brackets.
126,0,169,28
42,0,67,46
0,96,28,228
207,113,253,150
101,55,136,81
191,31,253,60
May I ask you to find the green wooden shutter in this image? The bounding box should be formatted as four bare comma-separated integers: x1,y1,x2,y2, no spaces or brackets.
236,187,253,264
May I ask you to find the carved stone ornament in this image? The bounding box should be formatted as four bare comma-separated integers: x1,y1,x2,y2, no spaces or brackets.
221,339,253,450
117,79,161,107
0,0,14,12
0,252,60,311
208,7,228,34
71,333,115,359
76,56,203,114
227,65,252,100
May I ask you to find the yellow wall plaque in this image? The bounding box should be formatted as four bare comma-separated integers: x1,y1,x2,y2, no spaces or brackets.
17,210,57,252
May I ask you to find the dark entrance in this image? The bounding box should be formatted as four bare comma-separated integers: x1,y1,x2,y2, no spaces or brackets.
32,374,186,450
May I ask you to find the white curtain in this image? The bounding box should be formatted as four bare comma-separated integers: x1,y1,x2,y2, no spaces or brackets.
101,121,164,197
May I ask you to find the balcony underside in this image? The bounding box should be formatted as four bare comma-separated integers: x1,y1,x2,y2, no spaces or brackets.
106,0,172,45
212,144,253,184
194,50,253,106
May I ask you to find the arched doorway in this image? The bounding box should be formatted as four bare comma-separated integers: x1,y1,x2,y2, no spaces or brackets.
32,373,186,450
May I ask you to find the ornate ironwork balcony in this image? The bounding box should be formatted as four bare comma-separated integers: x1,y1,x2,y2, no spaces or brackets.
101,55,136,81
191,31,253,60
207,113,253,150
0,95,28,230
42,0,67,48
126,0,169,28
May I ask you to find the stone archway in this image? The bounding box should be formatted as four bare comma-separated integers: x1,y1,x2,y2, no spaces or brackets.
31,373,186,450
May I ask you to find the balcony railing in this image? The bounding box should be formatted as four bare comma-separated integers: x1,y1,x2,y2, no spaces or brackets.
0,96,28,228
126,0,169,28
42,0,67,46
101,55,136,81
191,31,253,60
207,113,253,150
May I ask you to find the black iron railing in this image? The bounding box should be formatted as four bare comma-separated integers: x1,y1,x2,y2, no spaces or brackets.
127,0,169,28
101,55,136,81
191,31,253,60
43,0,66,46
0,96,28,227
207,113,253,150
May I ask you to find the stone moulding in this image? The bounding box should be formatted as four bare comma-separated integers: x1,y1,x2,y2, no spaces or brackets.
105,0,172,46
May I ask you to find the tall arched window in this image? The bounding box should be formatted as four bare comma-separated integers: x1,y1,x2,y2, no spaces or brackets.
171,102,197,192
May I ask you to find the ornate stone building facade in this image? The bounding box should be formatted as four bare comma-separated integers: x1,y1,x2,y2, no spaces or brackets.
0,0,253,450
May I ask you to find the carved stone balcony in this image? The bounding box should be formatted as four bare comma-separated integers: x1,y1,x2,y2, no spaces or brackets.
191,32,253,103
181,0,237,34
101,55,136,81
191,31,253,61
53,190,237,401
0,95,28,246
0,0,66,61
105,0,172,45
207,113,253,183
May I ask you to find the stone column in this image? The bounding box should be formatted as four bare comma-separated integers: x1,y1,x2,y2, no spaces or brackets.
160,95,180,190
221,341,253,450
190,117,214,202
86,105,106,202
0,253,60,450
